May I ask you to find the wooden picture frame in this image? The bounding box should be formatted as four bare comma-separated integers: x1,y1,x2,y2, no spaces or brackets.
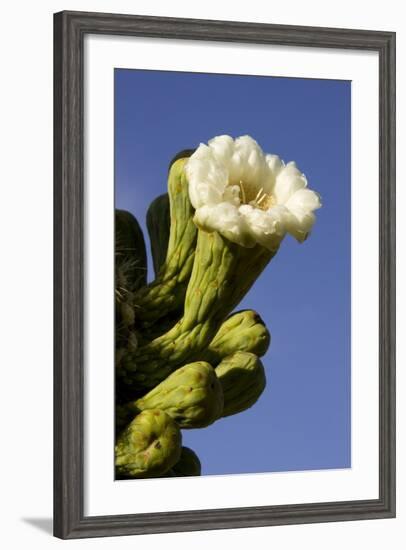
54,10,396,539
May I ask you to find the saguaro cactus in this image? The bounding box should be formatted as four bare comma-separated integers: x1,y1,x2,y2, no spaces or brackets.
121,231,275,390
115,135,321,479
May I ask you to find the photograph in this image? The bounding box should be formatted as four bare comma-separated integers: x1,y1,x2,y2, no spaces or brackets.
52,9,395,539
113,68,351,480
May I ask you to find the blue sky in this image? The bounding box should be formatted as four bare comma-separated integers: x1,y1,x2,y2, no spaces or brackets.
115,68,351,475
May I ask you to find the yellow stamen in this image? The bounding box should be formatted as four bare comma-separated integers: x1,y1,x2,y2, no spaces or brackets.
235,180,275,210
254,187,264,203
238,180,246,204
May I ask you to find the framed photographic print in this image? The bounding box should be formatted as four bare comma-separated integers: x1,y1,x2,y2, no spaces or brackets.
54,10,396,539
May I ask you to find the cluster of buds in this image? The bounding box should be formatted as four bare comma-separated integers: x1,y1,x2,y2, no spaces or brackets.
115,136,321,478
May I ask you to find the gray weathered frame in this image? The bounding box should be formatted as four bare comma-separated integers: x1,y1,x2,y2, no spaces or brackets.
54,10,396,539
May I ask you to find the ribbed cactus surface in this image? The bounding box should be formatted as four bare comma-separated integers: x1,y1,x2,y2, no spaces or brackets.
115,149,274,479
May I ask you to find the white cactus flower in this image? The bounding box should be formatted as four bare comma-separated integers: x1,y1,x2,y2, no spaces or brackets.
185,135,321,250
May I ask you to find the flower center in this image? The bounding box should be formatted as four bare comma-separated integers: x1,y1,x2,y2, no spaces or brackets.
237,180,275,211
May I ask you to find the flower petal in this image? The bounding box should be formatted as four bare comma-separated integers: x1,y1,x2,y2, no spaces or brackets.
273,161,307,205
185,135,321,249
284,211,316,242
285,188,322,219
208,135,235,164
194,203,256,247
266,154,284,179
194,182,223,206
239,204,287,251
223,184,241,206
228,136,273,192
185,144,228,209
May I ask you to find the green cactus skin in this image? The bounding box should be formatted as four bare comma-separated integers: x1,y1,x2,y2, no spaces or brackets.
145,151,196,279
215,351,266,417
121,230,276,390
115,209,148,292
146,193,170,277
115,409,182,478
121,361,224,429
134,157,197,325
202,309,270,365
171,447,201,477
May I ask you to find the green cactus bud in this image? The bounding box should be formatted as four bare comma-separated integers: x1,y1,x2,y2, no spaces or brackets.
122,361,223,429
115,409,182,478
134,155,197,325
146,193,170,277
171,447,201,477
115,209,147,292
203,310,270,365
215,351,266,417
122,230,275,390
